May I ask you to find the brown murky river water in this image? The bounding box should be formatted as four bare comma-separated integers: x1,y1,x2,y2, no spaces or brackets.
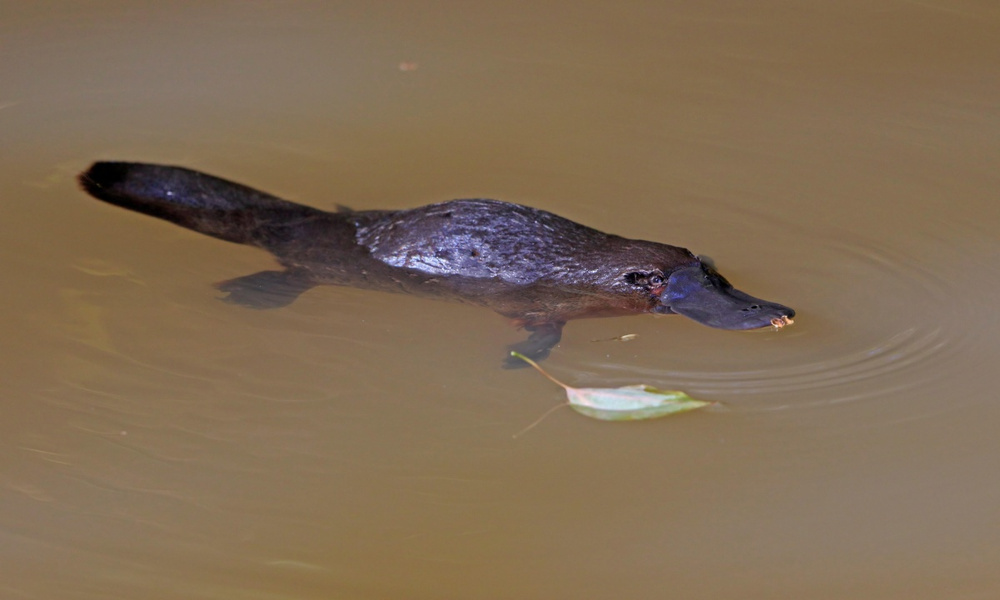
3,2,999,598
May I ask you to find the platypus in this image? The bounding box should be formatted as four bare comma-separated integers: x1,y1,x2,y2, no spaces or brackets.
79,162,794,367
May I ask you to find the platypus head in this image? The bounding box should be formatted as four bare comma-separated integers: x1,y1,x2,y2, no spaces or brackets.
649,260,794,330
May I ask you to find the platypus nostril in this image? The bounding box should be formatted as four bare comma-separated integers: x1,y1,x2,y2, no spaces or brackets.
742,304,762,312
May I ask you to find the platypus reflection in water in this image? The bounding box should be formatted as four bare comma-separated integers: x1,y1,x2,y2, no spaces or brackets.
79,162,794,367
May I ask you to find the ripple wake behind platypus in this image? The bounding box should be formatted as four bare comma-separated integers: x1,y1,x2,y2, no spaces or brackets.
79,161,794,367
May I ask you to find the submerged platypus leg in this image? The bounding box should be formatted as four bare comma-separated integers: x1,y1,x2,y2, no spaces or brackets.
503,321,566,368
215,269,316,309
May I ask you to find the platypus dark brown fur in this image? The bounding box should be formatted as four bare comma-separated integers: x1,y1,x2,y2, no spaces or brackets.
79,161,794,367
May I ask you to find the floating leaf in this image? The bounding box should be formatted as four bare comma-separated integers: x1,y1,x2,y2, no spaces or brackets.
565,384,711,421
510,351,713,422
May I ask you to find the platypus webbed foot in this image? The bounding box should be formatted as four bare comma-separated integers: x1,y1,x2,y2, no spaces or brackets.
502,322,565,369
215,269,316,309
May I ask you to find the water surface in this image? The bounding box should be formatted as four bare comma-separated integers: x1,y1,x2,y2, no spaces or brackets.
2,2,999,599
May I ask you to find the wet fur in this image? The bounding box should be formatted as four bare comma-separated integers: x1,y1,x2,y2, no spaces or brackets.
80,161,785,366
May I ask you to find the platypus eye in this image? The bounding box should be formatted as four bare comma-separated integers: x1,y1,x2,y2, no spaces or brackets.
624,271,664,289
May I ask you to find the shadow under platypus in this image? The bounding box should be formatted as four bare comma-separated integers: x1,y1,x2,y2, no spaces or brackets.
79,162,794,367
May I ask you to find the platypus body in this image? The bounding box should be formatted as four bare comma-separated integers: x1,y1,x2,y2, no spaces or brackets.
79,162,794,366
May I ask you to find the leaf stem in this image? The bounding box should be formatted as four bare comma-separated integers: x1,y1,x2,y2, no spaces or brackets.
512,402,568,438
509,351,570,390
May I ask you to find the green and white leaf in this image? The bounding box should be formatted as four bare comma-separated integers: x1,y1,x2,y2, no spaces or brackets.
510,351,712,422
566,385,710,421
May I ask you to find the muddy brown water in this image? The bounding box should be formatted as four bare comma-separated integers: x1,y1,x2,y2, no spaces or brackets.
3,2,1000,599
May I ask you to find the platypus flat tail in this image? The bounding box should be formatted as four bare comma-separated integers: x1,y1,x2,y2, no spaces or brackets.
79,161,319,246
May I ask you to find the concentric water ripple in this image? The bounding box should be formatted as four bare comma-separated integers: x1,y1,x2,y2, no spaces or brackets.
584,226,998,410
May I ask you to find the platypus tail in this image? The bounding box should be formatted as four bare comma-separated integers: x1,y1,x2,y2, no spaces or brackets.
79,161,322,246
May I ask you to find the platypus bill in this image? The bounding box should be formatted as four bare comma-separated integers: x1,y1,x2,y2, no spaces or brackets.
79,161,794,367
